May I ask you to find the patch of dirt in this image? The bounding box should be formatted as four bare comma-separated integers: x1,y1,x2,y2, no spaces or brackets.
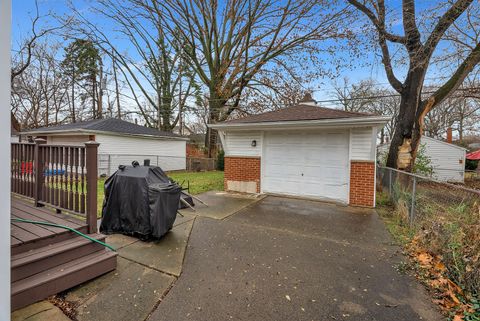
463,179,480,191
48,294,78,321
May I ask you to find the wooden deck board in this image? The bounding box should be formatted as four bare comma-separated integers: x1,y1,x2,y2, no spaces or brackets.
11,236,22,246
11,211,58,237
10,197,88,251
11,224,39,243
12,209,66,234
11,220,52,239
11,198,86,229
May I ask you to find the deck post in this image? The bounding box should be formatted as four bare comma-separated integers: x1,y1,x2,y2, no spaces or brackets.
33,138,46,207
85,141,100,234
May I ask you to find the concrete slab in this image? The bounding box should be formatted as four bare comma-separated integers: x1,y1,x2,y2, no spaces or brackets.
118,219,194,276
180,191,261,220
149,196,442,321
173,212,196,227
100,213,194,250
106,233,139,250
12,301,70,321
65,257,175,321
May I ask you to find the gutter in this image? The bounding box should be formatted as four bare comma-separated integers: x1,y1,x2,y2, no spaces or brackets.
208,116,391,130
19,129,189,141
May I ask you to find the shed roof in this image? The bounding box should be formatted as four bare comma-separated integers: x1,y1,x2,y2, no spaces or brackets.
209,103,390,130
21,118,184,140
223,104,373,124
466,150,480,160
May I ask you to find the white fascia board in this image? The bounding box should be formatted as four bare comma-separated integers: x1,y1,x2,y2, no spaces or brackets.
20,129,189,141
208,116,391,131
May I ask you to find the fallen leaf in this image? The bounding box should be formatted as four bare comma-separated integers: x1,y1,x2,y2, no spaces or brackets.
453,314,464,321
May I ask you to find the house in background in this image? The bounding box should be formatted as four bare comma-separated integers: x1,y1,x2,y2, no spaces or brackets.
21,118,188,176
377,131,466,182
210,94,390,208
11,112,20,142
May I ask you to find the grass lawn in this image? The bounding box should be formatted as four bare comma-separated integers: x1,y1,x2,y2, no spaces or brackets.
97,170,224,217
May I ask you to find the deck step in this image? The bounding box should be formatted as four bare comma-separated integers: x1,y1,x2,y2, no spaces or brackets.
11,227,89,255
12,249,117,311
12,234,107,282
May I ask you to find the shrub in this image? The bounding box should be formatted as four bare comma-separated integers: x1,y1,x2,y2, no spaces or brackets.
217,149,225,171
466,159,478,171
413,143,434,177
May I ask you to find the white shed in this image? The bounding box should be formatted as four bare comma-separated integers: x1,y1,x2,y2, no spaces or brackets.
377,136,466,182
210,96,390,207
21,118,188,176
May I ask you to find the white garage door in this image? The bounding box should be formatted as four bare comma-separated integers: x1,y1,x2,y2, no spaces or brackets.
262,130,349,203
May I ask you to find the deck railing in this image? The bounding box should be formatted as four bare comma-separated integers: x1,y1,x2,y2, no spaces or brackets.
11,139,99,233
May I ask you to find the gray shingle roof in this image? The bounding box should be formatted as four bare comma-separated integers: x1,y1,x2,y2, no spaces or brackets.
222,104,374,124
21,118,183,139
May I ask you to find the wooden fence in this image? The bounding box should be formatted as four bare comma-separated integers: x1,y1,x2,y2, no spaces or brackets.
186,157,217,171
11,139,99,233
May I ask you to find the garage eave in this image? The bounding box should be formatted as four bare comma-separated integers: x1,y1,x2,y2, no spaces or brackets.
208,116,391,131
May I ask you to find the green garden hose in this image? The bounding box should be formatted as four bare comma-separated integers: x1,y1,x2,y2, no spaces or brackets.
11,218,116,252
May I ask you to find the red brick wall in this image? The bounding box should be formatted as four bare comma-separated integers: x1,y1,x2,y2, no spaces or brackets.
349,161,375,207
224,157,261,193
186,143,205,157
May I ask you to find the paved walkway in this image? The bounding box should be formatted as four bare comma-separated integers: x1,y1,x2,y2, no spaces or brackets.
13,194,442,321
149,196,442,321
12,191,259,321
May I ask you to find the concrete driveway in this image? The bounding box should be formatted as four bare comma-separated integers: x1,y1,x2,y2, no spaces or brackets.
149,196,442,321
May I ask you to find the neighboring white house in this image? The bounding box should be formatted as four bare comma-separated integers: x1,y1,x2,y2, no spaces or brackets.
377,136,466,182
11,124,20,143
21,118,188,176
209,94,390,208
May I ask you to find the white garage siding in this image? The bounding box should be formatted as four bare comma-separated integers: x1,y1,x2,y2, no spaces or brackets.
223,131,262,157
95,134,186,175
421,136,465,182
350,127,376,161
43,133,186,176
377,136,466,182
220,126,378,204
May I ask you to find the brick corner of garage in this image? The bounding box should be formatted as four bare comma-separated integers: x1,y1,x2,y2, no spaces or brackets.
224,156,261,193
349,160,375,207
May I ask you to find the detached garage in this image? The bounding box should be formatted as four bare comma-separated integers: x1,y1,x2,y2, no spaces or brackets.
209,97,389,207
21,118,188,175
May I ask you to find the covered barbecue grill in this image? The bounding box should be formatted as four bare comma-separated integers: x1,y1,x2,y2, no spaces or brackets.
100,163,182,240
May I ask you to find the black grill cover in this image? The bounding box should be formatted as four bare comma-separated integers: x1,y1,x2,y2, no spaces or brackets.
100,165,181,239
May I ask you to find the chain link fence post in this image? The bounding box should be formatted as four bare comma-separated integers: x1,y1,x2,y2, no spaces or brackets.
388,168,392,197
410,176,416,225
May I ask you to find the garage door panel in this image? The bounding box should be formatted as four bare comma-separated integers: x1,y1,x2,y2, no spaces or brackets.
263,130,349,203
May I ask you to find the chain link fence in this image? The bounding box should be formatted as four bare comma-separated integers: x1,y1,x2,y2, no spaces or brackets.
377,166,480,224
98,154,187,176
97,154,218,176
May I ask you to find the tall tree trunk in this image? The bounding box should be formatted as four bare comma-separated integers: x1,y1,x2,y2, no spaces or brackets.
459,119,464,141
112,54,121,119
92,76,97,119
386,71,424,170
97,62,103,119
206,96,224,158
71,68,76,123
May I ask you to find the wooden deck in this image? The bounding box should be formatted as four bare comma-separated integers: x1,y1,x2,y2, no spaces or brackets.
11,196,88,255
10,195,117,311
